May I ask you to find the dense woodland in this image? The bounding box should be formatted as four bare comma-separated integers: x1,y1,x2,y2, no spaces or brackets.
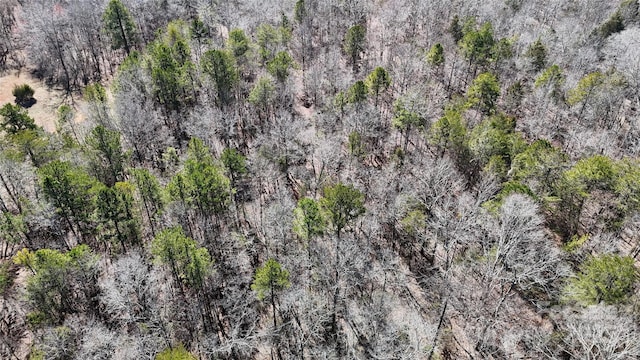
2,0,640,358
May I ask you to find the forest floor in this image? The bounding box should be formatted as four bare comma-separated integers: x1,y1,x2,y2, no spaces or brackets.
0,70,83,132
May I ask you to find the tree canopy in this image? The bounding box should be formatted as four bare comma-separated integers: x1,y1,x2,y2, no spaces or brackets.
0,103,37,135
321,183,365,235
3,2,640,359
151,226,212,289
103,0,138,54
564,255,637,305
344,24,366,71
201,49,238,108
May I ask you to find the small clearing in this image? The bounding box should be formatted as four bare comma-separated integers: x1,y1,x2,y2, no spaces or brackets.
0,70,82,132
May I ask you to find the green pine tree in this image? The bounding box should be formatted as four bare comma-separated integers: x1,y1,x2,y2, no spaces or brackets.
252,258,290,327
103,0,138,54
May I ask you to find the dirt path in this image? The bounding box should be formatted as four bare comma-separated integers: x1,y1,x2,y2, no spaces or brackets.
0,70,80,133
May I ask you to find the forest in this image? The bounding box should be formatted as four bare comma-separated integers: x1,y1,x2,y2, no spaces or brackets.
2,0,640,358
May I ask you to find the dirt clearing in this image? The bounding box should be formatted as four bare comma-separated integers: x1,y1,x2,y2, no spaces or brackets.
0,70,82,133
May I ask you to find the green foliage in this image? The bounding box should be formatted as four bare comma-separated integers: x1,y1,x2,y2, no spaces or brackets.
227,28,250,59
534,64,565,88
0,211,27,247
83,83,107,103
344,24,366,70
504,80,524,111
334,91,348,114
5,128,54,167
525,39,547,72
221,148,247,181
534,64,565,103
256,23,280,62
392,99,425,131
566,72,605,106
161,146,180,173
400,209,426,237
267,51,294,82
550,155,617,236
486,111,517,133
156,344,197,360
428,102,477,182
13,248,35,272
38,160,98,237
347,131,365,157
189,17,209,40
392,146,405,164
599,11,625,38
347,80,368,104
502,181,537,200
483,181,536,213
568,70,627,123
552,157,624,236
131,168,165,222
84,83,111,129
467,72,500,115
614,159,640,213
165,21,191,62
186,136,212,166
56,104,73,126
103,0,138,54
26,311,47,329
491,37,514,63
251,258,290,301
146,22,196,113
426,43,445,67
201,49,238,107
552,183,588,238
168,138,231,217
94,181,140,251
152,226,212,288
484,155,508,178
27,346,46,360
510,140,563,180
111,50,142,93
280,14,293,45
459,20,495,66
448,15,463,43
0,103,37,135
393,95,427,152
117,50,141,75
563,155,617,192
563,234,589,253
15,245,99,325
473,122,510,159
249,76,276,115
429,107,468,155
293,198,326,240
468,113,522,168
85,125,126,187
563,254,637,305
294,0,306,23
56,105,77,145
148,40,187,110
510,139,568,195
320,183,365,234
366,67,391,103
249,76,275,104
0,261,14,295
12,84,35,106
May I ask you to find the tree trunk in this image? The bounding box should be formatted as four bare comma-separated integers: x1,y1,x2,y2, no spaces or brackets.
115,6,131,55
